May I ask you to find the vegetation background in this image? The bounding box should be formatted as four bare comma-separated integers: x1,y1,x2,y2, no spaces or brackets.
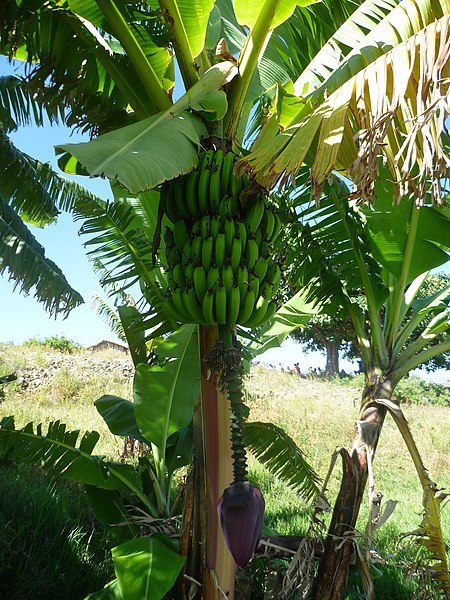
1,342,448,599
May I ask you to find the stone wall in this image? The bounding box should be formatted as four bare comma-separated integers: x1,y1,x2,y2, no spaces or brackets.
11,351,134,391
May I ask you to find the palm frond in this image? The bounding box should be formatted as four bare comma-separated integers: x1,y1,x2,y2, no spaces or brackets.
75,196,156,292
91,293,127,343
0,1,172,132
0,74,61,131
0,129,101,226
284,178,387,313
0,416,132,489
245,421,321,502
0,194,84,317
75,194,174,340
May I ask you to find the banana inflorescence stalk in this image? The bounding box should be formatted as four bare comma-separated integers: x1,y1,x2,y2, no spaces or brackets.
160,148,282,329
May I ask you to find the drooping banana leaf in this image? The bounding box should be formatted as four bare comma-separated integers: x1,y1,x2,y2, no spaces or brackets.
375,398,450,595
244,10,450,206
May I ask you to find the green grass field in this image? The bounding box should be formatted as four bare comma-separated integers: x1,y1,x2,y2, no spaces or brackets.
1,346,449,599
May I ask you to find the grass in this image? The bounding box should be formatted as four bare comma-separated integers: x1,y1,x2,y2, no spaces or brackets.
1,347,449,598
244,367,450,599
0,462,118,600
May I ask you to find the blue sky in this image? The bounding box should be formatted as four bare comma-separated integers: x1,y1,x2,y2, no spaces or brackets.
1,58,448,381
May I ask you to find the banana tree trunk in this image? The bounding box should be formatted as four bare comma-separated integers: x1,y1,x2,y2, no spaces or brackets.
181,325,236,599
311,372,393,600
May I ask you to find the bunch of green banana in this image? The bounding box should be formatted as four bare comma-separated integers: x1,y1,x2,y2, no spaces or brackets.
161,148,282,327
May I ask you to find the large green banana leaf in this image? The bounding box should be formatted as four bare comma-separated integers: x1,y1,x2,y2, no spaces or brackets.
112,535,185,600
365,178,450,284
57,61,236,192
134,324,200,457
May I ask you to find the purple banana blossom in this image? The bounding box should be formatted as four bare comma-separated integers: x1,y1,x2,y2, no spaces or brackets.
217,480,265,567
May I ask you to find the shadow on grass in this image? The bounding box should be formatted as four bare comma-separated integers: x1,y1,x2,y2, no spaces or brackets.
0,462,118,600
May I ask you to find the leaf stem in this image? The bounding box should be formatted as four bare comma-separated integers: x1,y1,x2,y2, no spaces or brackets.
94,0,172,112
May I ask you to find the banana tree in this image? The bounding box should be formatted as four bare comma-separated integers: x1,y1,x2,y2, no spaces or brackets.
268,175,450,598
2,1,450,597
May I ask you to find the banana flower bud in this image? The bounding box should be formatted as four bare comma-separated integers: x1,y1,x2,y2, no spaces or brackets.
217,480,265,567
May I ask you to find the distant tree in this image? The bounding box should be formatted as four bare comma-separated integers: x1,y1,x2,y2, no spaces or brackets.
291,272,450,375
290,314,355,374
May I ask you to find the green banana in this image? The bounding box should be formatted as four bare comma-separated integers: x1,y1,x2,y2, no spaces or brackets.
215,283,227,325
218,196,232,222
221,151,235,198
230,237,242,272
211,148,224,173
259,280,274,299
207,263,220,290
244,197,265,235
201,235,213,272
209,167,222,213
183,286,204,323
210,214,221,241
227,284,240,326
161,182,179,223
237,286,255,325
244,295,269,328
262,207,275,241
193,265,207,303
221,263,234,294
186,169,200,218
264,300,277,323
166,268,176,291
254,228,262,250
173,219,189,253
172,263,186,289
185,261,195,284
236,263,249,293
230,171,243,200
190,235,202,265
235,220,247,252
174,176,191,221
201,214,211,239
191,218,202,236
215,232,226,269
266,262,281,290
202,289,215,325
245,238,259,271
248,272,260,300
166,246,181,269
259,239,270,259
164,226,175,249
163,295,180,321
198,166,211,215
182,239,192,267
224,218,235,256
253,256,268,282
198,149,214,170
270,211,282,243
172,287,191,323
